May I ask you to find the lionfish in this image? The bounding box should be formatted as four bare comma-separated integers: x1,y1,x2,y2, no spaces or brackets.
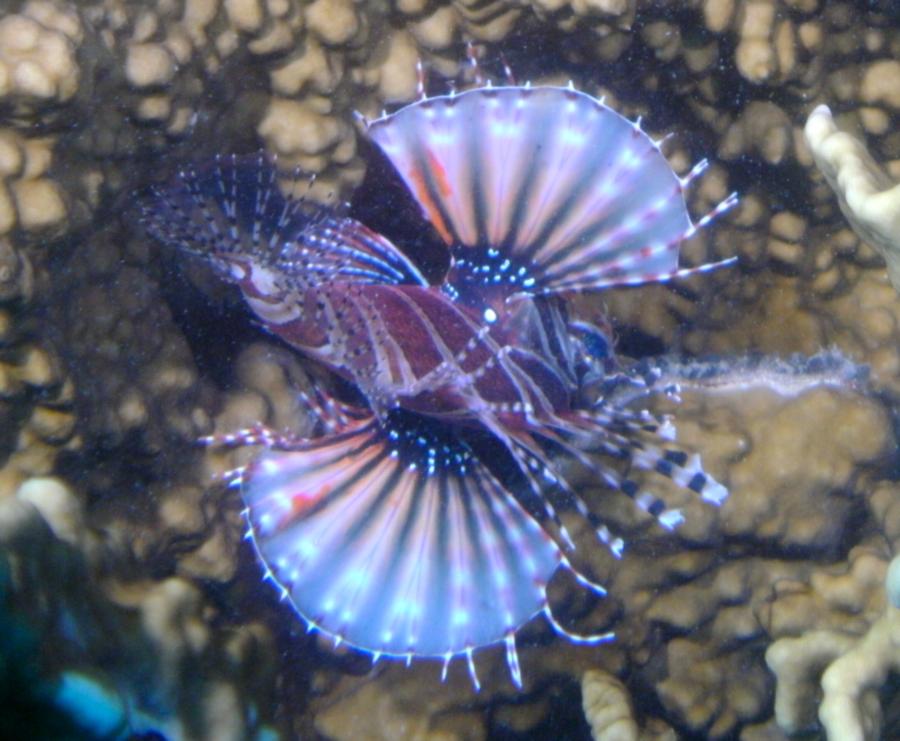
141,81,737,690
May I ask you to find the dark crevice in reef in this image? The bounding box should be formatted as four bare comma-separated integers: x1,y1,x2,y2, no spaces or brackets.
156,255,260,389
610,325,667,360
352,137,451,283
488,674,592,741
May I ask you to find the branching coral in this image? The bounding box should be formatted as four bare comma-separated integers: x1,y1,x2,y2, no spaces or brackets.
804,103,900,292
555,356,893,738
0,1,81,118
581,669,643,741
765,550,900,741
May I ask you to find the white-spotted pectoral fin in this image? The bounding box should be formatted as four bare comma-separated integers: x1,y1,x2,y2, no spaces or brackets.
240,410,564,689
367,86,736,297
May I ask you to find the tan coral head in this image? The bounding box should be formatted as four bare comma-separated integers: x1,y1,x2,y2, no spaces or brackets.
804,104,900,291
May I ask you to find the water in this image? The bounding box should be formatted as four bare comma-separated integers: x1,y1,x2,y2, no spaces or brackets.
1,2,899,740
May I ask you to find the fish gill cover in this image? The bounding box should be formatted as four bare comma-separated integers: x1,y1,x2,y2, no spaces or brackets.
141,77,739,691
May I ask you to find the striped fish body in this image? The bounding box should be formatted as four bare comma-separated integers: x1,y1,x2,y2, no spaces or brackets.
142,82,736,691
141,154,575,424
254,279,574,426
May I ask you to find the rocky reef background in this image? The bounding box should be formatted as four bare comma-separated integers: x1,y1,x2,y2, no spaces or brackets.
2,0,900,739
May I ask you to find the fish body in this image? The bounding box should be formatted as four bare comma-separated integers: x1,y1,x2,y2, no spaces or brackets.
142,83,736,689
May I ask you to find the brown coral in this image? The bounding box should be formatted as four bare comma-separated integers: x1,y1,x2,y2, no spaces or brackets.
0,477,281,738
573,368,895,738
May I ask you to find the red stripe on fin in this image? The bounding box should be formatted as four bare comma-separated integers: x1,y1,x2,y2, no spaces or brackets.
241,410,563,668
367,86,736,295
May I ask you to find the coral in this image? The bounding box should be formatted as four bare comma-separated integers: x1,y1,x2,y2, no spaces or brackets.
0,0,899,739
313,668,489,741
49,227,211,455
0,1,81,118
765,549,900,741
310,633,626,740
674,266,900,395
0,129,69,239
589,354,886,549
804,103,900,291
719,101,794,166
555,356,893,738
583,3,900,410
581,670,643,741
0,1,86,243
0,475,281,739
0,238,76,499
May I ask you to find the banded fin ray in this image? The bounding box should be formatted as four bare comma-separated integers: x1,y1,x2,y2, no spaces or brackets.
488,394,729,558
241,409,563,675
367,86,735,295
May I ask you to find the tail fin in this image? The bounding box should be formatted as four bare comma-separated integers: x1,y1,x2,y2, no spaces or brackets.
366,85,736,295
